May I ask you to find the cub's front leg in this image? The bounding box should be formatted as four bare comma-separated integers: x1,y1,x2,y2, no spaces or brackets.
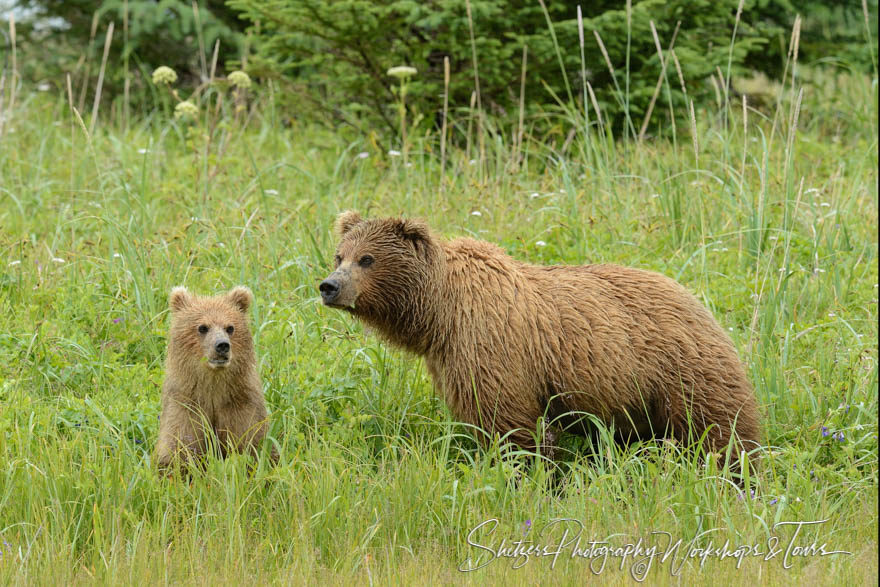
155,393,208,471
215,400,277,464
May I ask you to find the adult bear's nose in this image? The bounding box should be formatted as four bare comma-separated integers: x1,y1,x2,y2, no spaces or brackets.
215,341,230,354
319,279,340,303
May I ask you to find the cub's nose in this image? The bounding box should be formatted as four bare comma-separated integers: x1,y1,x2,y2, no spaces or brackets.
215,341,230,354
319,279,340,303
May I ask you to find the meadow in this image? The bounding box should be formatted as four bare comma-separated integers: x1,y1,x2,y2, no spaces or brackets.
0,46,877,584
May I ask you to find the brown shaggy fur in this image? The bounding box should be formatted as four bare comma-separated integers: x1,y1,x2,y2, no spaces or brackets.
320,211,761,465
155,286,275,470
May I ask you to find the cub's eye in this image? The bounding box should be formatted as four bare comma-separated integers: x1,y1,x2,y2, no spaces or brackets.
226,325,234,335
359,255,374,268
334,255,342,267
198,325,208,335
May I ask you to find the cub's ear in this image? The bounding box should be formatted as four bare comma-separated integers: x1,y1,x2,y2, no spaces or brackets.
227,286,253,313
335,210,363,236
169,286,191,313
393,218,432,245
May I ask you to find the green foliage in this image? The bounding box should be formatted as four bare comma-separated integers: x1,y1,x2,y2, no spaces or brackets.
749,0,879,73
12,0,247,105
228,0,782,134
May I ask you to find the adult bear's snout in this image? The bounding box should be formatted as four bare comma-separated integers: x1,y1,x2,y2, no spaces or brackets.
319,278,340,304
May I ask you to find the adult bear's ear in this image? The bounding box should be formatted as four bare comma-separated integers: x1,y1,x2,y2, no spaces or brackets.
335,210,363,236
227,286,253,313
393,218,432,248
169,286,191,313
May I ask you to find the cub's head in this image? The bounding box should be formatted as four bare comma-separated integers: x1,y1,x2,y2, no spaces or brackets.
167,286,254,371
319,210,441,325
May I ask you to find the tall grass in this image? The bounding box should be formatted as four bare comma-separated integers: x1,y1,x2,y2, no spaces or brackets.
0,6,877,584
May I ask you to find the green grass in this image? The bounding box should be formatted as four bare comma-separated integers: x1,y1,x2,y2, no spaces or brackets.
0,63,877,584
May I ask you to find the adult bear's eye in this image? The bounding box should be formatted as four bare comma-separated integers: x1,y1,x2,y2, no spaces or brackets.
334,255,342,267
226,325,234,335
359,255,374,268
198,325,208,335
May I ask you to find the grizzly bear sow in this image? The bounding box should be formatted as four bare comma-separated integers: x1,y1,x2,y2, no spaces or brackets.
320,211,761,464
156,286,275,470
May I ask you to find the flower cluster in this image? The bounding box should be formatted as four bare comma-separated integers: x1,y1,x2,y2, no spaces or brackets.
387,66,417,79
174,101,199,120
152,66,178,85
228,70,252,89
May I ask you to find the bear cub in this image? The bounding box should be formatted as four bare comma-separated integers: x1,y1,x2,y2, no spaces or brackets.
155,285,275,470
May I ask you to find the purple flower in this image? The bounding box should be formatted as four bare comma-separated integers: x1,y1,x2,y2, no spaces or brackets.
769,498,778,506
523,519,532,534
737,488,756,501
835,431,845,442
821,426,830,437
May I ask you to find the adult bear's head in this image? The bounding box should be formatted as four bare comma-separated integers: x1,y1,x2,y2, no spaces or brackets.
319,211,444,351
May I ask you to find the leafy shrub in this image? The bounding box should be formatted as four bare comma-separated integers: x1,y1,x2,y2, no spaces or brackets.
749,0,878,73
228,0,783,135
12,0,247,106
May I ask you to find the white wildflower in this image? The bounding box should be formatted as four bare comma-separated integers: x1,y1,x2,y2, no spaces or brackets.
535,241,547,247
387,66,417,79
471,211,482,217
152,66,178,85
174,101,199,120
388,150,401,157
356,152,369,159
227,70,252,89
8,260,21,267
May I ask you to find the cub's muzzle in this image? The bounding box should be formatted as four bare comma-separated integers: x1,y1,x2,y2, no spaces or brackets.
207,334,231,368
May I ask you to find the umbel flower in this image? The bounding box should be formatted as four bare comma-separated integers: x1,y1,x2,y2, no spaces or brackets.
152,66,178,85
174,101,199,120
387,66,417,79
228,70,252,89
